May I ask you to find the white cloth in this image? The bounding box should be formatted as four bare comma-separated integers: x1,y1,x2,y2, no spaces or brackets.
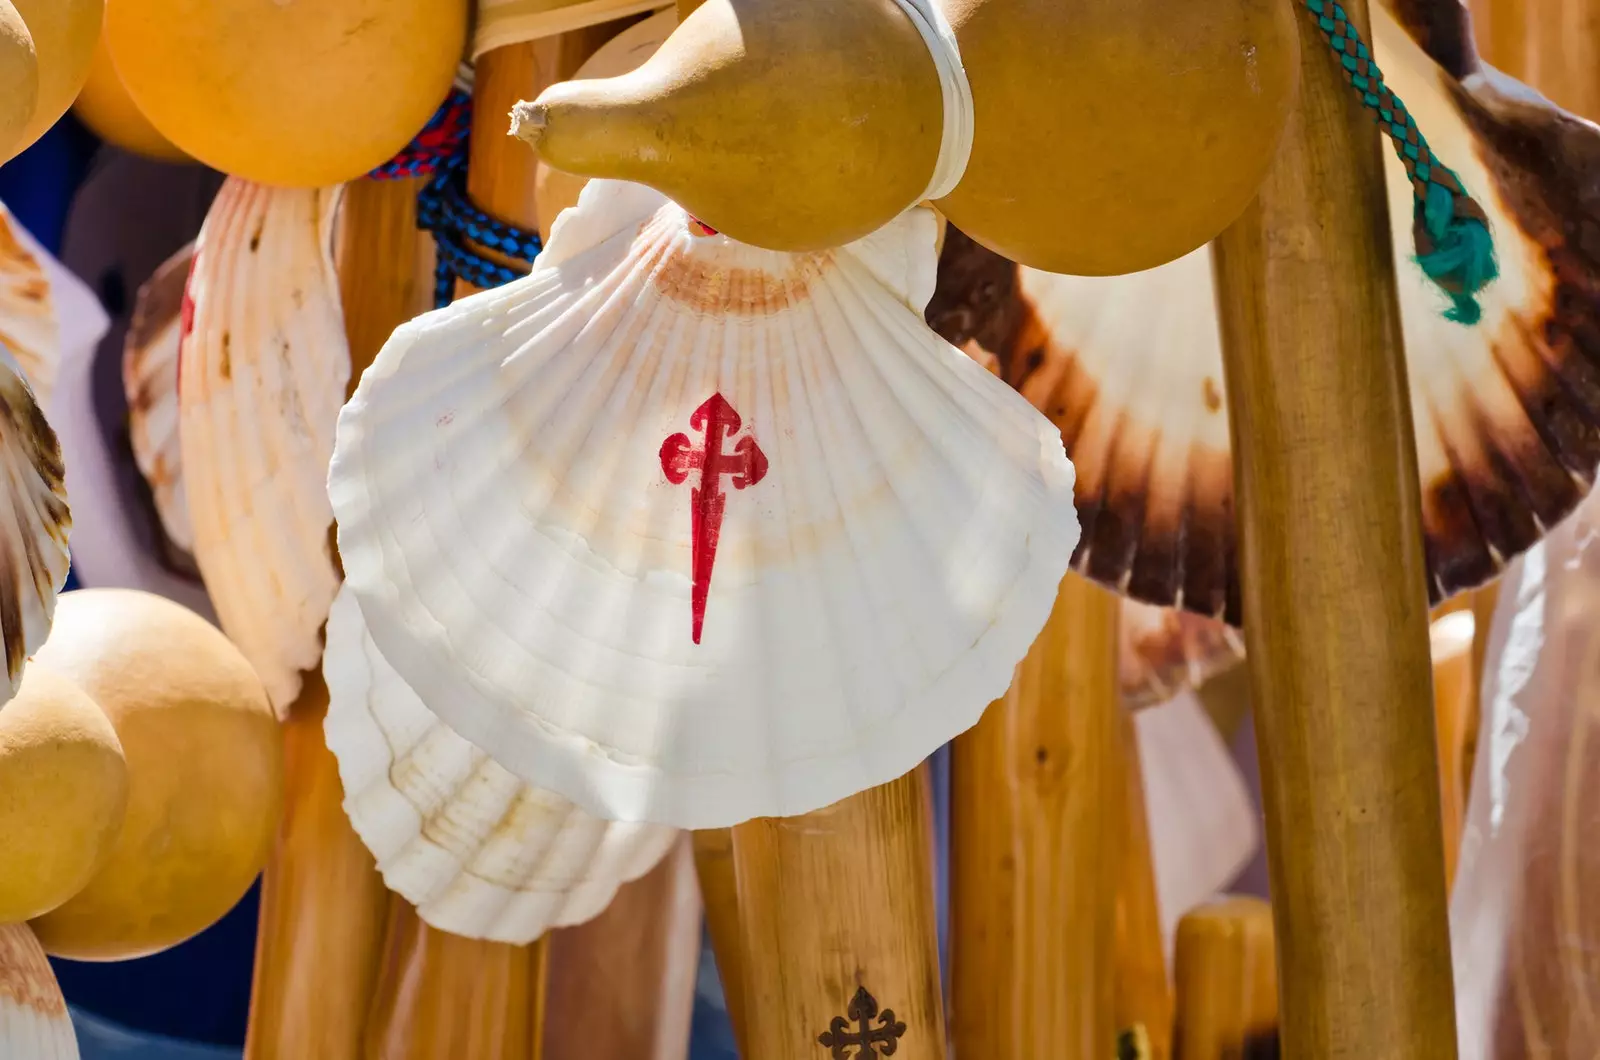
890,0,975,202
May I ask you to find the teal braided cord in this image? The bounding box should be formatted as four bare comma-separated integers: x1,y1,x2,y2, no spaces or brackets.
1301,0,1498,324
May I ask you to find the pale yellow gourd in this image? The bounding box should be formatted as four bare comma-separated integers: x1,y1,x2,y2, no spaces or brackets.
8,0,102,160
71,27,188,161
28,589,283,961
104,0,467,187
0,663,129,924
518,0,941,252
0,0,37,163
518,0,1300,275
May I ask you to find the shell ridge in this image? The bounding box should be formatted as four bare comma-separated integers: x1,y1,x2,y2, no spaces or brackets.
335,178,1081,827
322,586,676,943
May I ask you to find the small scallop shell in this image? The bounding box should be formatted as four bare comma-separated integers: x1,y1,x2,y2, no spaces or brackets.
0,346,70,700
929,1,1600,626
323,585,679,943
124,242,195,559
0,201,59,407
1119,600,1243,710
0,923,79,1059
331,179,1079,829
1136,692,1258,947
181,179,349,714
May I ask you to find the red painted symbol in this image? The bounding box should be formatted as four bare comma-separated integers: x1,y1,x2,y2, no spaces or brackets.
660,393,768,644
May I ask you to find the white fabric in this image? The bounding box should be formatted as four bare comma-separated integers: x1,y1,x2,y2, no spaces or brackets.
890,0,974,202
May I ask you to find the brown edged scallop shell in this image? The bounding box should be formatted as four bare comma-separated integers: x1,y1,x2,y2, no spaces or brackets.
929,0,1600,629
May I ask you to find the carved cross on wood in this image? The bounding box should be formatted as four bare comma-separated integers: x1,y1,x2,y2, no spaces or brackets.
817,987,907,1058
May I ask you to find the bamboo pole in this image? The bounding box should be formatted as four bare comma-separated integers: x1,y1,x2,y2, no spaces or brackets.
1114,711,1174,1060
731,766,946,1060
949,573,1120,1059
1208,1,1459,1054
1172,897,1278,1060
692,828,749,1054
543,838,703,1058
362,42,558,1060
242,176,431,1060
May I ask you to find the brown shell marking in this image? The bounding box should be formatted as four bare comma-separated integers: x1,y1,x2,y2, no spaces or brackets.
927,237,1243,704
649,214,829,316
0,365,69,688
123,242,198,576
0,923,67,1016
930,5,1600,628
0,207,60,404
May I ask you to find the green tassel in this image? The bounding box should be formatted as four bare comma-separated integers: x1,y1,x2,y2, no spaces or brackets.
1301,0,1498,325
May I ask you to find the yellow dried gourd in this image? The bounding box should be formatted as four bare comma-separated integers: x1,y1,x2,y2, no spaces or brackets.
71,22,187,162
104,0,467,186
8,0,102,160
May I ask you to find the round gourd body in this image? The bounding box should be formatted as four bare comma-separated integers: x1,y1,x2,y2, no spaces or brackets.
104,0,467,186
71,25,187,162
0,664,129,923
9,0,102,159
937,0,1301,276
0,0,38,162
27,589,283,961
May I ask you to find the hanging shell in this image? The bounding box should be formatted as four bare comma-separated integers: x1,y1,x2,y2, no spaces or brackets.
0,345,69,700
928,0,1600,625
331,179,1078,829
1119,600,1243,710
0,923,78,1059
125,241,194,559
181,179,348,714
0,199,60,406
323,586,679,943
1135,691,1258,949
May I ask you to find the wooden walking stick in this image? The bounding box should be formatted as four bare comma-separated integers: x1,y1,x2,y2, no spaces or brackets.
244,175,430,1060
1210,0,1460,1053
1172,897,1279,1060
1114,711,1174,1060
692,827,750,1054
731,766,946,1060
360,42,558,1060
950,572,1120,1060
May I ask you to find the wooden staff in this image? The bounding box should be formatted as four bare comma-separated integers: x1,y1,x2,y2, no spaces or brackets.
1209,0,1459,1054
1172,897,1278,1059
361,40,558,1060
692,827,749,1053
545,839,702,1057
732,763,945,1060
949,573,1120,1059
1114,711,1174,1060
243,176,430,1060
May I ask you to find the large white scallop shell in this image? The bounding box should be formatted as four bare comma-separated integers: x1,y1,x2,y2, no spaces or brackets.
323,585,679,943
0,202,60,407
928,0,1600,626
0,923,79,1059
331,179,1079,829
125,242,194,559
0,345,70,700
182,179,349,714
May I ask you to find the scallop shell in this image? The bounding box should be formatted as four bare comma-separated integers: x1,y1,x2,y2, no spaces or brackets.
0,345,70,700
0,201,60,407
182,179,349,714
1136,691,1258,949
1119,599,1243,710
125,242,195,559
928,0,1600,626
0,923,78,1059
331,178,1078,829
323,586,679,943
